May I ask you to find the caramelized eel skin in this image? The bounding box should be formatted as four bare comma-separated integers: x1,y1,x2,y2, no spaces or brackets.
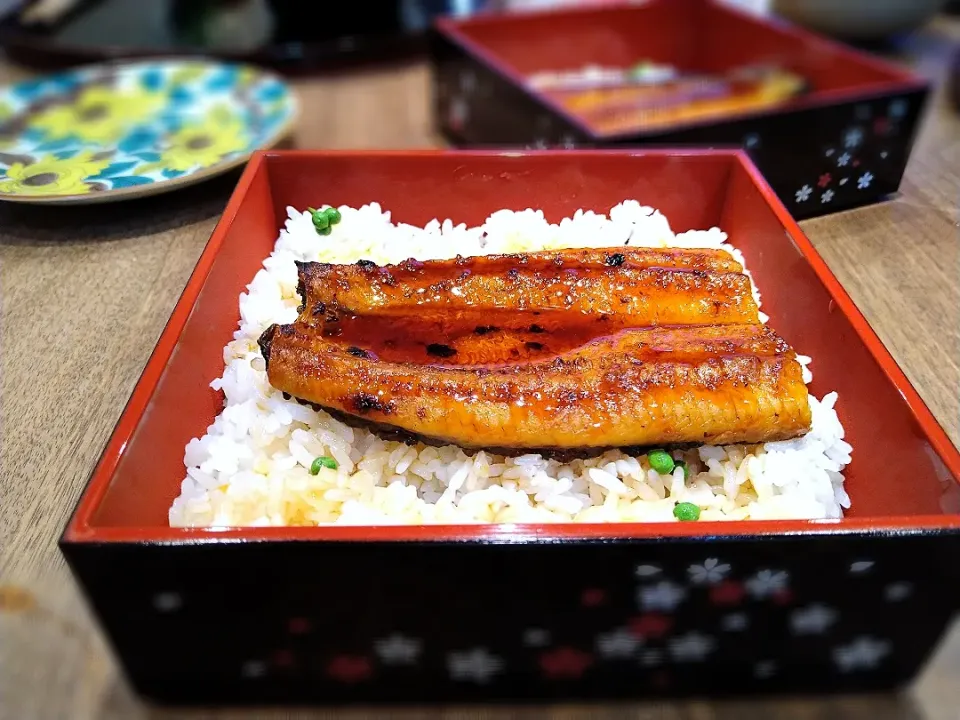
260,247,811,452
295,247,758,326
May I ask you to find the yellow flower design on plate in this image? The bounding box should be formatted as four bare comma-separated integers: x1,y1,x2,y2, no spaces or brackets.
30,85,165,144
159,110,249,172
0,152,111,196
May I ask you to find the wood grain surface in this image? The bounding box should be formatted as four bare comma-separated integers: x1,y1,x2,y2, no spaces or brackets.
2,18,959,720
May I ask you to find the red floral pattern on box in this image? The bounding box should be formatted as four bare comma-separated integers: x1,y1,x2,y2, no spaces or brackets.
213,552,927,689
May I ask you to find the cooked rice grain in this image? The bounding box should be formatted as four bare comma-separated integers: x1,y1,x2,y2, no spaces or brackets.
169,202,851,527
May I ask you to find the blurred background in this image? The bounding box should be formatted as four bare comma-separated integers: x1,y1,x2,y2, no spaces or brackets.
0,0,956,73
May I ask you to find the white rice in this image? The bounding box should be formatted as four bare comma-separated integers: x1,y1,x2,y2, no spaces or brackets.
168,201,852,527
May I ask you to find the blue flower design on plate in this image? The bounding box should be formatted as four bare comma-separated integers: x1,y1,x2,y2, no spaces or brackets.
206,67,240,93
139,68,166,93
169,85,195,107
0,59,296,202
11,72,80,102
118,129,160,154
257,79,288,104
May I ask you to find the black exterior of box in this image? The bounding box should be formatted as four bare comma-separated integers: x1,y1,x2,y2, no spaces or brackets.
62,532,960,706
430,32,930,221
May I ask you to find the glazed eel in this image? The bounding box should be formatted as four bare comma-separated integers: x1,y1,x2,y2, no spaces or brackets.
258,246,811,453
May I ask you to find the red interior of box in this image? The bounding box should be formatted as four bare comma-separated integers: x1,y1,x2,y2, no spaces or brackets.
62,150,960,543
436,0,926,138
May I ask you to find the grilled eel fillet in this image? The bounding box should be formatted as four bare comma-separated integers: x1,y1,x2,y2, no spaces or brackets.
296,247,757,326
259,247,811,452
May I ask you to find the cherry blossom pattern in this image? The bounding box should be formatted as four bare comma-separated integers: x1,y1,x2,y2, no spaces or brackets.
668,632,716,662
374,634,422,665
523,628,550,647
885,582,913,602
709,580,747,606
448,96,468,133
687,558,730,585
638,580,687,612
790,603,838,635
849,560,874,574
873,116,891,135
796,102,894,208
844,127,864,149
833,637,892,672
721,612,749,632
152,591,182,612
596,627,642,659
459,69,477,96
745,569,789,600
448,648,503,684
635,564,662,578
327,655,372,683
540,647,593,679
630,613,673,640
889,98,908,119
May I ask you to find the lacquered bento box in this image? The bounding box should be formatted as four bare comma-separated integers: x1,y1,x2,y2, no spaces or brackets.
61,150,960,706
431,0,930,221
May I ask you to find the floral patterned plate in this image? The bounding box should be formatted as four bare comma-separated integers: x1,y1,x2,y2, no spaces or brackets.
0,59,297,204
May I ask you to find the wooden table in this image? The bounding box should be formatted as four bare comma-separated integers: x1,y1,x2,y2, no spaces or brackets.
2,18,959,720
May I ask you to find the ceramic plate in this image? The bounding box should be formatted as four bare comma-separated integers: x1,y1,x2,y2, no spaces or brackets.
0,59,297,205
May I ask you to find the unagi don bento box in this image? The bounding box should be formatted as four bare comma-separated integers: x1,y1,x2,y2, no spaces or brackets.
61,150,960,707
431,0,931,221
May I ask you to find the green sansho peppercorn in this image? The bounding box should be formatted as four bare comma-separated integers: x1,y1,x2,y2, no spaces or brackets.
647,449,675,474
308,207,330,231
310,456,338,474
307,206,341,236
673,502,700,521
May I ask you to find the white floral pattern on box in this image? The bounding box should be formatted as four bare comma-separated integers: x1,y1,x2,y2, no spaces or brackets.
219,550,930,691
790,98,912,211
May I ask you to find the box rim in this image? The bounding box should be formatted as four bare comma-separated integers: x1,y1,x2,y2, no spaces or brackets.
60,148,960,546
59,518,960,547
432,0,931,142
